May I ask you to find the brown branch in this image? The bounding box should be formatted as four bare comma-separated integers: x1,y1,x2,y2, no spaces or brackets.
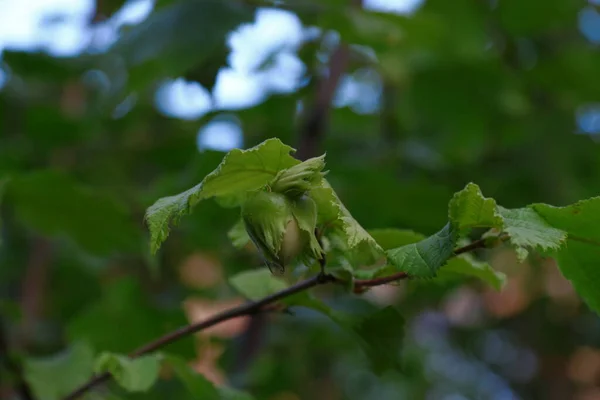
454,237,487,255
64,234,496,399
18,237,53,349
353,272,409,291
63,273,337,400
296,44,351,160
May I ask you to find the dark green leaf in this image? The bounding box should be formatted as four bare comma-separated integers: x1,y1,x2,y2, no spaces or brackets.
165,355,220,399
351,306,405,374
67,278,192,356
7,171,140,255
385,223,457,278
166,354,255,400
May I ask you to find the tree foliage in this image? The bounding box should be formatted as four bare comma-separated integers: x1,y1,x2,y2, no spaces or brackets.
1,0,600,399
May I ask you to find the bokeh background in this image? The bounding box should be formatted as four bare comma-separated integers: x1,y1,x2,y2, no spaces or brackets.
2,0,600,399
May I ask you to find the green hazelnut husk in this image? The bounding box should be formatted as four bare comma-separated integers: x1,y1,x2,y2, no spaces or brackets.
241,190,323,273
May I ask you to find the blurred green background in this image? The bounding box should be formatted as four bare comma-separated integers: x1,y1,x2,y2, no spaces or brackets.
2,0,600,399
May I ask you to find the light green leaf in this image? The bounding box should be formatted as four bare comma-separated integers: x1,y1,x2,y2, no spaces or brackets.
449,183,503,232
146,138,300,254
7,171,140,255
289,194,324,262
228,219,250,249
532,197,600,314
310,180,383,265
23,342,94,400
94,353,161,392
229,268,288,300
385,223,457,278
441,254,506,290
499,206,567,261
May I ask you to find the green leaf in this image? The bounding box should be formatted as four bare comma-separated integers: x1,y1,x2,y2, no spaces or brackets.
385,223,457,278
23,342,95,400
532,198,600,314
441,254,506,291
310,180,383,265
448,182,503,232
166,354,255,400
229,268,288,300
351,306,405,374
94,353,161,392
499,206,567,261
287,290,405,373
228,219,250,249
146,138,300,254
7,171,140,255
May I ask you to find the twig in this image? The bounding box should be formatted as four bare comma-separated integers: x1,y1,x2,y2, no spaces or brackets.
454,237,487,255
64,273,337,400
353,272,409,291
64,235,497,400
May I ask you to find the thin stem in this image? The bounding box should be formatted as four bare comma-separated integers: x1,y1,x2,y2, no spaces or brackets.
64,274,336,400
354,272,409,291
454,237,487,255
64,235,499,400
